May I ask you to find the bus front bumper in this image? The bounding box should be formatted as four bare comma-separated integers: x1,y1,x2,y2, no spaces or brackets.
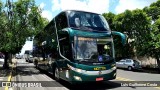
70,67,116,83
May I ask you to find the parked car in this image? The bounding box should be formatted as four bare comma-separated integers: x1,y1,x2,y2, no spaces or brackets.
25,58,28,62
25,54,33,62
0,55,4,64
28,55,34,63
116,59,141,70
16,55,22,59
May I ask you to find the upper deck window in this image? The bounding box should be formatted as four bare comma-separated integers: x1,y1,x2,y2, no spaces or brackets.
55,12,68,30
67,11,110,32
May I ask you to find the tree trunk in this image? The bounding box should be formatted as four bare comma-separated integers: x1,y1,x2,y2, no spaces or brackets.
3,52,9,69
42,52,45,61
156,56,160,73
42,48,45,61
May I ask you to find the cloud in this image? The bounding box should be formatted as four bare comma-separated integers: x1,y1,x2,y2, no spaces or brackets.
51,0,109,14
51,0,61,11
39,2,53,21
40,2,46,9
41,10,53,21
115,0,158,14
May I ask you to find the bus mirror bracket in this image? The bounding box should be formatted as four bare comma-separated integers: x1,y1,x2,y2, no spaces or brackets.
111,31,126,46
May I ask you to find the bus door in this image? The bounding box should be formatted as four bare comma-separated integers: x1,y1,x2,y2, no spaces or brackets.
58,36,72,80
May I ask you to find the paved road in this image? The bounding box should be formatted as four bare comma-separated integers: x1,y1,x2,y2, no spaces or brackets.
8,59,160,90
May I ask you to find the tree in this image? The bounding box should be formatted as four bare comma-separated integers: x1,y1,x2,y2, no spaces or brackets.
103,12,128,59
140,0,160,71
102,0,160,71
103,12,116,30
103,9,151,59
151,17,160,71
143,0,160,21
113,10,135,58
0,0,48,69
139,17,160,71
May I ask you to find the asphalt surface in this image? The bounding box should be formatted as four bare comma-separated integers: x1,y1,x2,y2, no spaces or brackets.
4,59,160,90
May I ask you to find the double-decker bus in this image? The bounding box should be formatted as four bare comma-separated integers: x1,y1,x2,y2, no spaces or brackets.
33,10,126,83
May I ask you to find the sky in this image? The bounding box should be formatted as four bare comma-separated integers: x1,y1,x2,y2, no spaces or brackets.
35,0,157,21
20,0,157,54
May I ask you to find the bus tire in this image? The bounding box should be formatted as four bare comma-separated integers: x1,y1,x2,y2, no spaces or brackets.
54,67,60,81
34,60,38,68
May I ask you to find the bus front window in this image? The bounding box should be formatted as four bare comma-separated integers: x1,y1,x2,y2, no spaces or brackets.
75,37,98,60
74,37,113,62
68,11,110,31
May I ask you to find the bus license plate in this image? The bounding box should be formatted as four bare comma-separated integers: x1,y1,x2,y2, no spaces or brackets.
96,77,103,81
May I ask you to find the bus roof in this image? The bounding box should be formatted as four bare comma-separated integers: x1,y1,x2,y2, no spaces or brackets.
54,10,101,19
44,10,102,31
64,10,100,14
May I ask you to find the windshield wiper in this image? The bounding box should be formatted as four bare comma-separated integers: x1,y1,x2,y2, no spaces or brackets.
79,59,89,62
81,26,93,31
70,27,80,30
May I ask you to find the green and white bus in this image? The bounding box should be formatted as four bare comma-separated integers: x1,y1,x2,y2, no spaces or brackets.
33,10,126,83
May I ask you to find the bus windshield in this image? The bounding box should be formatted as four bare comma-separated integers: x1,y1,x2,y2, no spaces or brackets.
73,37,113,62
68,11,110,31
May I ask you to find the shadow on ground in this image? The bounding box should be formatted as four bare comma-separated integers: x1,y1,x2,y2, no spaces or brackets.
117,68,160,74
41,68,122,90
138,68,160,74
12,65,41,77
10,64,122,90
59,80,122,90
0,66,12,77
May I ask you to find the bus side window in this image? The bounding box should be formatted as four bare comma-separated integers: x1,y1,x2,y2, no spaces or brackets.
59,38,72,60
47,48,57,60
55,12,68,30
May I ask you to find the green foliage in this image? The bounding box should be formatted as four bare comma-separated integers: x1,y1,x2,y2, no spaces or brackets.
0,0,48,54
103,12,116,30
143,0,160,21
146,17,160,56
103,0,160,69
103,9,151,58
139,0,160,60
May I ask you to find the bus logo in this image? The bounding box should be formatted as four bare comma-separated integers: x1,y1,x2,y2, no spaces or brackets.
99,71,102,75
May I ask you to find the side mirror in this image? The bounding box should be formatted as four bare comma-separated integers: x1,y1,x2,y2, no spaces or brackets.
111,31,126,46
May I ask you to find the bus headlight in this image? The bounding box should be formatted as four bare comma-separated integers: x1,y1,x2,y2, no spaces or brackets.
67,64,85,73
75,68,86,73
76,68,82,73
74,76,82,81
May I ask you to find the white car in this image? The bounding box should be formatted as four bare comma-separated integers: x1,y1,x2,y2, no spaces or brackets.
116,59,141,70
0,55,4,64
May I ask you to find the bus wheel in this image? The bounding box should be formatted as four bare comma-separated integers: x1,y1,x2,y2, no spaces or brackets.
34,63,37,68
55,67,60,81
34,60,38,68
